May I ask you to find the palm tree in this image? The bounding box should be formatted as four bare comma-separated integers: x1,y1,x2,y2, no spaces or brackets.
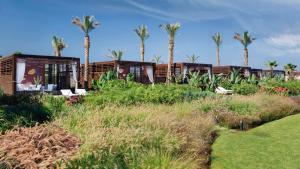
186,54,199,63
52,36,67,57
284,63,297,80
134,25,150,62
72,15,99,89
266,60,278,77
160,22,181,84
212,33,222,66
152,55,162,64
106,49,123,61
234,31,256,67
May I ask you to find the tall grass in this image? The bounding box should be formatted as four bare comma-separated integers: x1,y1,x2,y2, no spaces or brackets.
55,103,215,168
55,93,299,168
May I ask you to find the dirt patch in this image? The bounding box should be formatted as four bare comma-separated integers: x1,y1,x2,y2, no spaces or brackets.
0,124,80,168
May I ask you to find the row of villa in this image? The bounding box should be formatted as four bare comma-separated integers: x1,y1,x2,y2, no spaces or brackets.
0,53,288,95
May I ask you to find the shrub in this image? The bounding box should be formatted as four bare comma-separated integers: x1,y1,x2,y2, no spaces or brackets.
85,80,213,106
0,94,52,133
232,82,258,95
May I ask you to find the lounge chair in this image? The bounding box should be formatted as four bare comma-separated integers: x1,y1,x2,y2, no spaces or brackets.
60,89,78,97
215,87,233,95
75,89,87,96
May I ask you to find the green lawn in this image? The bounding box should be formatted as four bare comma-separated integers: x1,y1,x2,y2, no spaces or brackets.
211,114,300,169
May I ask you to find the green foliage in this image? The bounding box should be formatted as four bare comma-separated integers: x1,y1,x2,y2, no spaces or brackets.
207,74,222,91
260,80,300,96
126,73,135,82
186,54,200,63
107,49,123,61
229,68,242,84
0,94,52,133
232,82,259,95
43,96,66,117
72,15,99,36
246,74,258,85
86,80,213,106
234,31,256,48
187,72,222,92
188,72,201,88
92,70,118,90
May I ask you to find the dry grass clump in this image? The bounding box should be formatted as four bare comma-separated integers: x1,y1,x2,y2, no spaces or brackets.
0,124,81,168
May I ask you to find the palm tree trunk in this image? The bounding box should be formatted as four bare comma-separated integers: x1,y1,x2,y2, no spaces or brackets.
216,47,220,66
166,37,174,84
57,50,61,57
244,48,248,67
140,42,145,62
84,35,90,89
271,68,274,78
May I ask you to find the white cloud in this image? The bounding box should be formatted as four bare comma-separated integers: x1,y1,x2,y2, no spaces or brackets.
265,34,300,48
260,34,300,57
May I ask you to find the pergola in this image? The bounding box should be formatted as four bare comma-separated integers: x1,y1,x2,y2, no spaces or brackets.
155,62,213,83
0,54,80,95
80,60,156,88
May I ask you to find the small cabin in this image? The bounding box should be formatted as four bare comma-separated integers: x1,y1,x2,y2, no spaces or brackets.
0,54,80,95
212,66,251,78
155,62,213,83
250,68,263,79
262,70,285,77
80,60,156,88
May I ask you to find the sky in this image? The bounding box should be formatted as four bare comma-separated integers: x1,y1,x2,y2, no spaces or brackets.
0,0,300,69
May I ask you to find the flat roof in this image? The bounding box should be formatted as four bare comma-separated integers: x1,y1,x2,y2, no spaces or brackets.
0,53,80,61
91,60,155,65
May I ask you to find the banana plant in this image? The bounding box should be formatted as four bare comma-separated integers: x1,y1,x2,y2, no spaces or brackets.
230,68,242,84
188,72,201,88
246,74,258,85
208,74,222,91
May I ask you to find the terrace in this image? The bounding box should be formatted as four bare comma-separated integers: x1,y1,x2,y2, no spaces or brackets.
155,62,212,83
0,54,80,95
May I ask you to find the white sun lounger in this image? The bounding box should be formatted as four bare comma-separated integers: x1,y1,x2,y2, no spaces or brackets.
60,89,79,97
215,87,234,95
75,89,88,96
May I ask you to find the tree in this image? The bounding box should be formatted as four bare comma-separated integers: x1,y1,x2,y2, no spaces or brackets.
212,33,222,66
52,36,67,57
134,25,149,62
160,22,181,84
234,31,256,67
186,54,199,63
72,15,99,89
266,60,278,77
284,63,297,80
106,49,123,61
152,55,162,64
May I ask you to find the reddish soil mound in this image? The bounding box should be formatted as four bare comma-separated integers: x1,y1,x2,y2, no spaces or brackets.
0,124,81,168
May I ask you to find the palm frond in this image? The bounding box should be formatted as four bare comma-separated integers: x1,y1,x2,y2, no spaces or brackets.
72,15,100,35
134,25,149,42
160,22,181,37
152,55,162,64
186,54,200,63
106,49,123,61
212,32,222,47
234,31,256,48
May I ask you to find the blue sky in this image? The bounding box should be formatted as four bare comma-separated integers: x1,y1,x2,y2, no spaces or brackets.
1,0,300,69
